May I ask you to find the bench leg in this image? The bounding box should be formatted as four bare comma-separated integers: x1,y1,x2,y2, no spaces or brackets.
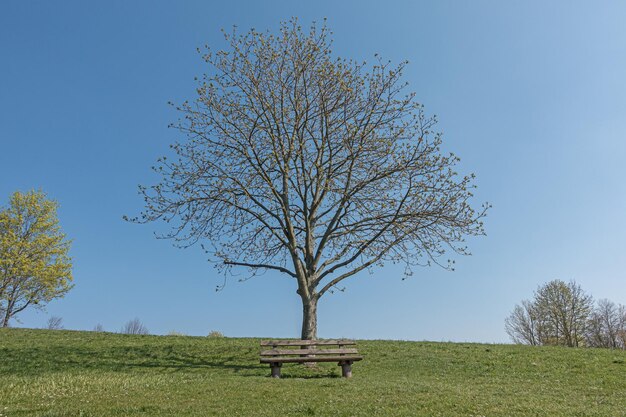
340,361,353,378
270,362,282,378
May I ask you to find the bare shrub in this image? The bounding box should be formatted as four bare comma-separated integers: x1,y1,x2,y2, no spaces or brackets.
586,299,626,349
46,316,64,330
121,318,149,335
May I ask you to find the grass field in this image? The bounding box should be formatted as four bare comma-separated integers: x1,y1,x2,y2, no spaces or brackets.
1,328,625,416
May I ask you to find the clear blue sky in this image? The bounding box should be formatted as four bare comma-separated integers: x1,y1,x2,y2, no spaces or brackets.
1,1,625,342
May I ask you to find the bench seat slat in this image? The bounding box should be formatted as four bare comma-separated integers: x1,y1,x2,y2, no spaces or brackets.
261,348,358,356
260,355,363,364
260,339,356,346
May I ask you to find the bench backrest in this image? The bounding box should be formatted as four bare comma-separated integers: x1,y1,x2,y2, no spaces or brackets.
260,339,358,358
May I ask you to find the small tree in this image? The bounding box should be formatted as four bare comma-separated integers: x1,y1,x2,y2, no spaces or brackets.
46,316,64,330
535,280,593,347
0,190,73,327
506,280,593,347
93,323,105,332
505,300,542,345
131,19,488,339
121,318,149,335
586,299,626,349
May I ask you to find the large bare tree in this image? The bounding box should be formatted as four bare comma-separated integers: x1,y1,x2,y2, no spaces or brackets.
131,20,488,339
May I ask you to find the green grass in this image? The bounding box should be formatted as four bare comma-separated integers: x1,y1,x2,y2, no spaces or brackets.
1,328,625,416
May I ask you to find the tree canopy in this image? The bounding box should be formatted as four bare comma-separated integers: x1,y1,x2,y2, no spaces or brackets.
133,19,488,339
0,190,73,327
505,280,626,349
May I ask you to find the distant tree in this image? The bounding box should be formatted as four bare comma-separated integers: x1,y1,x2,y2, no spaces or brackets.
130,19,488,340
121,318,149,335
93,323,105,332
586,299,626,349
505,300,542,346
506,280,593,347
0,190,73,327
46,316,64,330
207,330,224,338
534,280,593,347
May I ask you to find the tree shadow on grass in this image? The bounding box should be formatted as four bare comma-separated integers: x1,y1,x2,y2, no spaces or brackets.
122,354,265,373
3,341,354,379
1,345,266,377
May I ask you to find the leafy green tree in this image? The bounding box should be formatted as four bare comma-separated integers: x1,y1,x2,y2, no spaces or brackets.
0,190,73,327
132,19,488,339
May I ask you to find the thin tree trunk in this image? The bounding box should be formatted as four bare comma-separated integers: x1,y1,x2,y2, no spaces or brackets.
301,296,318,340
2,287,17,327
2,310,10,327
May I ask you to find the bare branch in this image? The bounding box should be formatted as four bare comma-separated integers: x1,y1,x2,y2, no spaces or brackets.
131,18,489,339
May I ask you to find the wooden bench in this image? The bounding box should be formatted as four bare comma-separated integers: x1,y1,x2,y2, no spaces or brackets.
260,339,363,378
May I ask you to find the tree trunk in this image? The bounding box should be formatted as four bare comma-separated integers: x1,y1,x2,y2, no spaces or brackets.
300,296,318,340
2,287,16,327
2,297,13,327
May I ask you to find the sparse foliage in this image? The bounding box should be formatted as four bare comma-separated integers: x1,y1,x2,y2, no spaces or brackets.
505,300,542,345
586,299,626,349
0,190,73,327
132,19,488,339
121,318,149,335
46,316,64,330
505,280,626,349
93,323,105,332
533,280,593,347
207,330,224,338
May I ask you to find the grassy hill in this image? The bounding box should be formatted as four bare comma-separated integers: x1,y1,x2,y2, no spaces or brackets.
1,328,625,416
